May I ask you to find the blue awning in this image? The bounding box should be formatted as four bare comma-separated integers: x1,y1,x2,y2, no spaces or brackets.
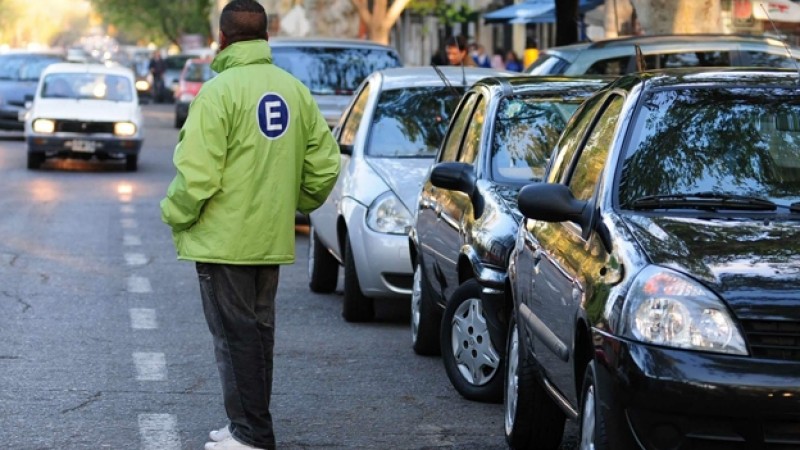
484,0,603,24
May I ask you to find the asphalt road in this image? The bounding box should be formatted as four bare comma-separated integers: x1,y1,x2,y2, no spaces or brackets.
0,104,577,449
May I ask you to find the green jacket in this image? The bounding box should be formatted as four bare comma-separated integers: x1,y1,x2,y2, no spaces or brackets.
160,40,340,265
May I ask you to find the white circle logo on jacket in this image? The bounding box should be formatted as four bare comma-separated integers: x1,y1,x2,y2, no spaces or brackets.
257,93,290,139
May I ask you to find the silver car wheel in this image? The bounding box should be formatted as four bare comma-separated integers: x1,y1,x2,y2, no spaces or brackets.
580,383,596,450
504,323,519,436
411,265,422,344
307,226,316,279
450,297,500,386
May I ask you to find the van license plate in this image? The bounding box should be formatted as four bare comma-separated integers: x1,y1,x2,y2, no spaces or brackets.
67,140,97,153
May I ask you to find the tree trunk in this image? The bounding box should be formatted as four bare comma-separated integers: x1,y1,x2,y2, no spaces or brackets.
555,0,579,45
604,0,635,38
630,0,721,34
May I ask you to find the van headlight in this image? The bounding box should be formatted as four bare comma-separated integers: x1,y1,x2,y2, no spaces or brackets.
114,122,137,137
366,191,413,235
135,80,150,91
32,119,55,134
620,266,747,355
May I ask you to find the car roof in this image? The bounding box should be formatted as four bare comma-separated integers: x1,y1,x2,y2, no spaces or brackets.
42,62,134,78
268,37,398,51
475,75,614,96
374,66,514,90
614,67,800,90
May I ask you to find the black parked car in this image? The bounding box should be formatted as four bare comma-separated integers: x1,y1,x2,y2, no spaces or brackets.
505,68,800,449
408,76,609,402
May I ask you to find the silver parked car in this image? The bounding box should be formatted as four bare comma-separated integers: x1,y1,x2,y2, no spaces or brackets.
308,66,512,322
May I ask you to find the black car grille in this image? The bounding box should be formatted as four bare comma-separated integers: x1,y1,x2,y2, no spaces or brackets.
56,120,115,134
741,320,800,361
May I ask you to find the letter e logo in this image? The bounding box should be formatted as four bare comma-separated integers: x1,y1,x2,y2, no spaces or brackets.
257,93,290,139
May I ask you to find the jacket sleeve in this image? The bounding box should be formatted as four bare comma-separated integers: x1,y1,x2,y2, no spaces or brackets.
297,106,340,215
160,94,227,232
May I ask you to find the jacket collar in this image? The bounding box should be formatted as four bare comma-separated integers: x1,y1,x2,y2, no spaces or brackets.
211,40,273,73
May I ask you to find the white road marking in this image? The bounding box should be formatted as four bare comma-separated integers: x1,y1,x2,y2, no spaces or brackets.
125,253,147,266
133,352,167,381
127,276,152,293
121,218,138,229
130,308,157,330
120,204,136,215
138,414,180,450
124,235,142,246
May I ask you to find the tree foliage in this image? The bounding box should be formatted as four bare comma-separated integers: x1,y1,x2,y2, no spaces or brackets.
407,0,479,27
90,0,211,49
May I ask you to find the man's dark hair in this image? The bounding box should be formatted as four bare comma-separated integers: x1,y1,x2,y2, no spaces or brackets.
444,35,469,52
220,0,268,44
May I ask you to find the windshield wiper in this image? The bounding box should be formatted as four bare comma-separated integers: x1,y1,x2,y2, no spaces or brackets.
630,192,778,211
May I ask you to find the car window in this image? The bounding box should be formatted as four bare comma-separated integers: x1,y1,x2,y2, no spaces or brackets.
619,88,800,207
458,96,486,164
439,93,477,163
0,55,60,81
547,94,606,184
527,53,569,75
164,56,191,71
184,62,215,82
585,56,632,75
742,51,800,68
339,82,371,146
646,51,730,69
366,86,462,158
568,96,623,201
41,73,133,102
272,47,401,95
491,97,579,183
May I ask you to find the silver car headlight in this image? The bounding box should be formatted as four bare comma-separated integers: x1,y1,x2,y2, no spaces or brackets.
366,191,413,235
620,265,747,355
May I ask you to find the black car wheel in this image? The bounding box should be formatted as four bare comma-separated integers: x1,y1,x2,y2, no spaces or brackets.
579,361,609,450
27,152,44,170
441,279,503,403
504,313,565,449
308,225,338,293
342,235,374,322
411,256,441,356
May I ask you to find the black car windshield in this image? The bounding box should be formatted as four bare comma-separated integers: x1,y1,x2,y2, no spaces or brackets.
41,73,133,102
272,47,401,95
366,86,461,158
619,87,800,210
491,97,580,183
0,55,60,81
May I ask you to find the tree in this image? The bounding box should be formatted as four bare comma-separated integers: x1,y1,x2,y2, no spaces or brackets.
628,0,722,34
90,0,211,49
351,0,411,44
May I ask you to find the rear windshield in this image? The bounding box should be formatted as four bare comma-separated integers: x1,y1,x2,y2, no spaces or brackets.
272,46,401,95
184,62,216,82
527,53,569,75
619,87,800,207
366,86,461,158
41,73,134,102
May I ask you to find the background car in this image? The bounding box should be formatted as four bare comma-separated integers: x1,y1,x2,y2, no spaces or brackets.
158,54,193,103
25,63,143,171
269,38,402,128
0,52,63,132
308,66,510,323
527,34,800,75
505,68,800,449
409,76,609,403
174,57,216,128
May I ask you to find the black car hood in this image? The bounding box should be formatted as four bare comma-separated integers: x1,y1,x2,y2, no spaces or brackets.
0,80,37,104
622,213,800,321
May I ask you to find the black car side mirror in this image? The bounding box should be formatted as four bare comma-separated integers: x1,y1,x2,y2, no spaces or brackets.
518,183,589,226
339,143,353,155
430,162,476,195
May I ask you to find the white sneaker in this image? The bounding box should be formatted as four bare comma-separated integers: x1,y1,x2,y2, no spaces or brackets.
209,425,231,442
204,436,264,450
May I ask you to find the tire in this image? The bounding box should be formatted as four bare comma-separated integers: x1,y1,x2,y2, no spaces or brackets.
342,235,374,322
125,155,138,172
308,226,339,293
174,114,184,129
411,255,441,356
27,152,44,170
579,361,609,450
440,279,503,403
504,313,565,449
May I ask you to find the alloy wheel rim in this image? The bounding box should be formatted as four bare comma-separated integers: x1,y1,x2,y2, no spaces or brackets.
450,297,500,386
411,266,422,344
504,324,519,436
580,384,596,450
307,228,315,279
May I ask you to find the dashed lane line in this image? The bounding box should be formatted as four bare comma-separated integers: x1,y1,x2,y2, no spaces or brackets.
138,414,180,450
130,308,158,330
133,352,167,381
127,275,152,293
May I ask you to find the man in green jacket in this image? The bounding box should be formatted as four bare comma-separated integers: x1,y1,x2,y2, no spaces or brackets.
160,1,340,449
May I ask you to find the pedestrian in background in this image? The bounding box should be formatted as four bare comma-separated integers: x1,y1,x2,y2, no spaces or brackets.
523,37,539,70
160,0,340,449
490,47,506,70
471,43,491,68
148,52,166,102
505,50,523,72
445,35,477,67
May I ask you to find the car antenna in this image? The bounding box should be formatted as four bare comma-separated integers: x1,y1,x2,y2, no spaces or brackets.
760,3,800,84
634,44,646,72
431,64,460,97
458,35,466,89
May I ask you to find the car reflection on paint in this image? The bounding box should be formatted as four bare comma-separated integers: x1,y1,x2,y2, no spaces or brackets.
505,68,800,449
